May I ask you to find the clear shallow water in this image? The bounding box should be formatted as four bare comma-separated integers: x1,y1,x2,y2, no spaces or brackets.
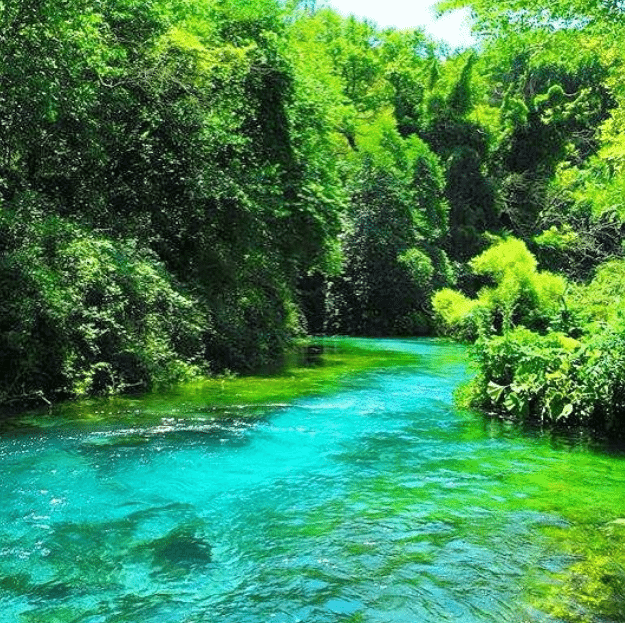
1,338,625,623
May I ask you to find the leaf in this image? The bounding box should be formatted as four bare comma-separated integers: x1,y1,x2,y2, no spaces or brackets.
558,403,574,421
504,390,530,418
486,380,506,403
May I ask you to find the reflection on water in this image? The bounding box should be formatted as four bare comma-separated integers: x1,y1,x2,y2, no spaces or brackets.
0,338,624,622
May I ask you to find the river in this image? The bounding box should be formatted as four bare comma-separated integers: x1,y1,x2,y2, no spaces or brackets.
1,338,624,622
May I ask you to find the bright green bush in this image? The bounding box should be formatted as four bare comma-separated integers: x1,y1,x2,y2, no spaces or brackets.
442,247,625,433
470,236,537,280
569,259,625,326
468,322,625,433
433,237,568,336
470,327,584,423
534,224,580,251
432,288,482,340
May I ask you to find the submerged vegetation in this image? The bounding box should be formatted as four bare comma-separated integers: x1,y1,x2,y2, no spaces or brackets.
1,0,625,439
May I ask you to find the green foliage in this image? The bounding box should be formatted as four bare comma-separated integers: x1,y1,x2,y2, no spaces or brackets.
328,133,450,336
434,237,567,337
533,224,580,250
397,248,434,290
0,0,351,405
566,259,625,328
473,327,581,421
204,276,303,373
353,111,409,171
328,163,429,336
462,24,617,244
0,208,205,404
432,288,481,340
437,240,625,433
435,0,625,444
444,146,497,259
470,236,536,278
407,135,450,239
415,51,498,261
500,91,529,130
3,0,625,430
471,320,625,433
446,53,476,117
438,0,625,37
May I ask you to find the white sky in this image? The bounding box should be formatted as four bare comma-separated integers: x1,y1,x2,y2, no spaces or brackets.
321,0,475,48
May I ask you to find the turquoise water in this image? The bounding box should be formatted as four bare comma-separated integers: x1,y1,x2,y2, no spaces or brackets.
1,338,624,622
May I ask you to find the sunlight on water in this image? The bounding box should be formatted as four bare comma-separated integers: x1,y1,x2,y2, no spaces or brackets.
1,338,624,623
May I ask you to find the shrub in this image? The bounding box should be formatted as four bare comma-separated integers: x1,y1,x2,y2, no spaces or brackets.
432,288,482,340
431,238,625,433
0,211,206,405
433,237,567,336
471,322,625,433
472,327,583,423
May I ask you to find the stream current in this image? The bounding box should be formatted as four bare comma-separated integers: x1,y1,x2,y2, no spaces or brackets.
1,338,624,622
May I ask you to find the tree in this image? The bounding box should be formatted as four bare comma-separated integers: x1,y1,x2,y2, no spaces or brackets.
328,123,451,336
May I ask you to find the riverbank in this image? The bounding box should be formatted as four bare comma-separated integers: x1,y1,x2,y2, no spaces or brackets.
0,338,427,431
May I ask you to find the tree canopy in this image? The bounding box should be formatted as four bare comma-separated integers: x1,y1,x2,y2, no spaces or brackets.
3,0,625,458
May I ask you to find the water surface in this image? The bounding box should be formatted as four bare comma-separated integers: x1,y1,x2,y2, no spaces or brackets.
1,338,624,622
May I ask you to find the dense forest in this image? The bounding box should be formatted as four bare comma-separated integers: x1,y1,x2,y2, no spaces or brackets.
1,0,625,434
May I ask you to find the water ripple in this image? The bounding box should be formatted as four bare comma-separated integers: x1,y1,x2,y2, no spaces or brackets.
0,339,624,622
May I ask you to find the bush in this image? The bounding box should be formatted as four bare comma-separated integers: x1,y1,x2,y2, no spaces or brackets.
433,237,568,336
568,259,625,328
471,327,583,423
0,211,206,405
470,323,625,433
432,288,482,340
432,238,625,434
